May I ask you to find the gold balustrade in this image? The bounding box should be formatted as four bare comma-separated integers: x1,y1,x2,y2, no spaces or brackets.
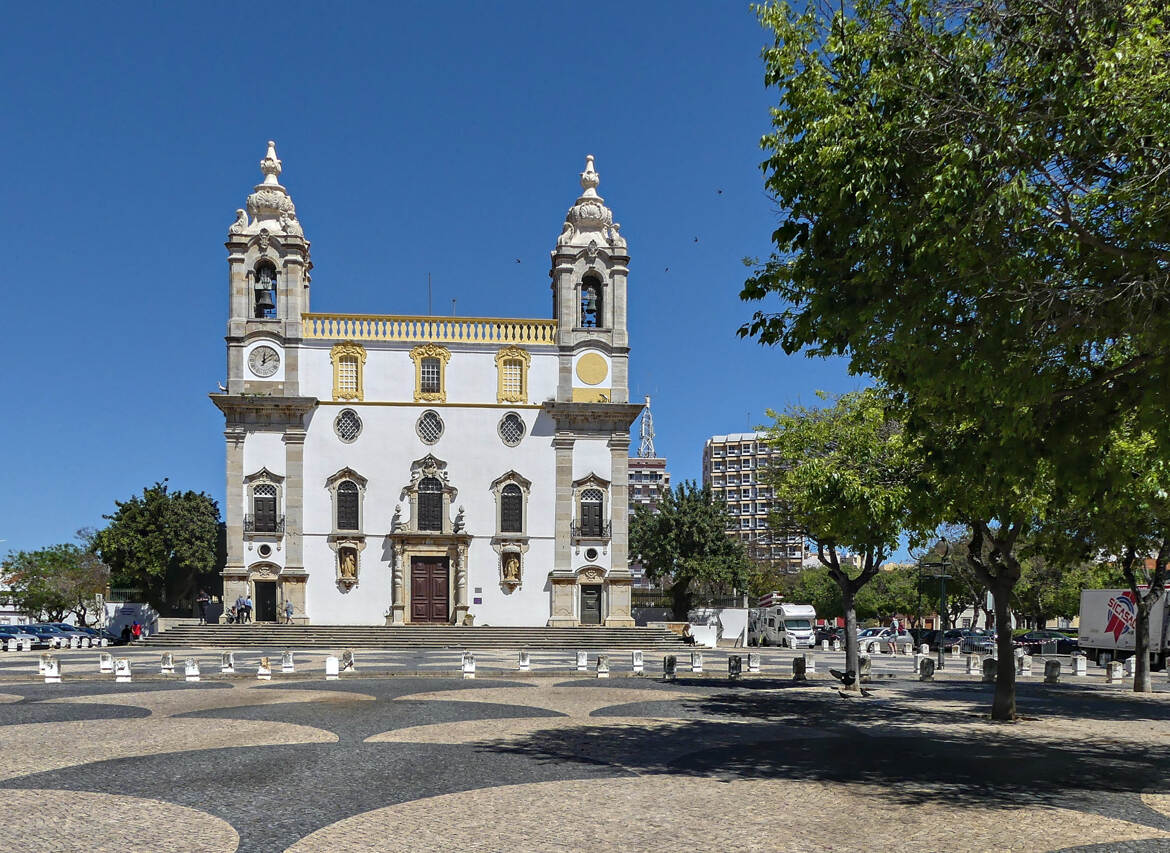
302,313,558,345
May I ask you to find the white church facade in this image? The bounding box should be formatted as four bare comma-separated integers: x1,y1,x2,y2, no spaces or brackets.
212,143,643,626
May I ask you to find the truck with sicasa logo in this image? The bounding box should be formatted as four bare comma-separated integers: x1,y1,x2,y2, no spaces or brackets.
1078,588,1170,670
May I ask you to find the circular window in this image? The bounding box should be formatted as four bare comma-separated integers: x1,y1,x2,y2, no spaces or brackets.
417,410,444,444
257,544,273,558
334,409,362,442
585,547,599,561
498,412,525,446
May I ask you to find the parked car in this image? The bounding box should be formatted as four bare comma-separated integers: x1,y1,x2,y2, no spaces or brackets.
910,628,940,649
814,626,844,646
0,627,45,649
942,628,995,653
22,624,78,648
1014,629,1078,655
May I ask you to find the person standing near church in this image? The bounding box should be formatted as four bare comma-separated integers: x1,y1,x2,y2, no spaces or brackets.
284,599,294,624
196,590,210,625
244,595,253,623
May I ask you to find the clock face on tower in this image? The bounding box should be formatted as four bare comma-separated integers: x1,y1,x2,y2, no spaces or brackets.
248,345,280,378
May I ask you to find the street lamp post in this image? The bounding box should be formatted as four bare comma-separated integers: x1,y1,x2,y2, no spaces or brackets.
920,540,952,670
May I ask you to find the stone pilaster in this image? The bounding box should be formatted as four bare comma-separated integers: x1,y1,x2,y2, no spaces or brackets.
548,577,578,627
283,428,306,573
224,429,246,574
605,435,635,626
454,542,469,624
389,542,406,625
553,437,575,573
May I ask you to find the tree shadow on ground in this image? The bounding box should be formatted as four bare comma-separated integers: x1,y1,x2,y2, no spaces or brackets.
479,684,1170,823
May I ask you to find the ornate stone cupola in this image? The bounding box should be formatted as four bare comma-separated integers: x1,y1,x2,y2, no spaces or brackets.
550,155,630,404
224,141,313,394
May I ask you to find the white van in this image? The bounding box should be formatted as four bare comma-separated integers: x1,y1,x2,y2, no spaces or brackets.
749,603,817,648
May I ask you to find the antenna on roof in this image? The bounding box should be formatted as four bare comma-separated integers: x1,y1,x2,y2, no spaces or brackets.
638,395,656,458
451,298,456,316
428,273,432,316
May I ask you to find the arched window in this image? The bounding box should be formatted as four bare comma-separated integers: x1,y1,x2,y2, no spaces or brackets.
581,488,604,536
252,483,277,533
501,484,523,533
331,342,366,401
418,477,443,532
580,276,602,328
337,481,360,531
254,262,277,319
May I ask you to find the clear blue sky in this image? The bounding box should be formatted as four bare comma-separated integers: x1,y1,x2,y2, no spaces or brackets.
0,1,860,556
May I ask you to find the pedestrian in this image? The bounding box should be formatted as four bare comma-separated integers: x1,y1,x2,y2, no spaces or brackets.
244,595,253,623
120,625,132,644
284,599,294,624
131,621,142,642
681,624,696,646
196,590,210,625
887,617,900,655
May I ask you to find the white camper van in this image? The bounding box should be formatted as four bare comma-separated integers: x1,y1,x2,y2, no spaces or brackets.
750,602,817,648
1078,588,1169,669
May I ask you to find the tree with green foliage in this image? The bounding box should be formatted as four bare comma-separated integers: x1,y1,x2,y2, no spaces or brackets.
92,481,221,610
857,565,923,626
1,538,108,624
777,567,844,621
763,388,922,690
743,0,1170,719
630,482,749,620
1037,419,1170,691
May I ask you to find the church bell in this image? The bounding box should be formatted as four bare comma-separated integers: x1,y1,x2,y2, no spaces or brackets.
254,283,276,315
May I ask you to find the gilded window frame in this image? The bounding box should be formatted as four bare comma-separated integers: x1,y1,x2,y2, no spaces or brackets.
330,342,367,401
410,343,451,403
494,346,531,404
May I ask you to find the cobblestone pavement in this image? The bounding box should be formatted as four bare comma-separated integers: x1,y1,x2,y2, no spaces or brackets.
0,648,1167,851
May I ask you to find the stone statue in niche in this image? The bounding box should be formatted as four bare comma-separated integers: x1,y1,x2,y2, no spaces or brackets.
340,549,356,579
502,554,521,586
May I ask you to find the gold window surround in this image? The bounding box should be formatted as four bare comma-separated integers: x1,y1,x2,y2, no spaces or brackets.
495,346,531,404
330,342,367,401
410,343,451,403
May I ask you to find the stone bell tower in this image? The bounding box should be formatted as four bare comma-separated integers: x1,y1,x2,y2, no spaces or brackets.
223,140,312,396
214,141,316,623
550,155,630,405
545,156,642,627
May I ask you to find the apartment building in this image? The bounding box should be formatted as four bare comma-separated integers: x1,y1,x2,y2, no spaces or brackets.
701,431,807,572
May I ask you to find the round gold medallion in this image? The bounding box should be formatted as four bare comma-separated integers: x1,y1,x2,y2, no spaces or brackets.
575,352,609,386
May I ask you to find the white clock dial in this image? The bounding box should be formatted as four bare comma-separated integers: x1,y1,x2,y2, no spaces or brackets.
248,345,280,378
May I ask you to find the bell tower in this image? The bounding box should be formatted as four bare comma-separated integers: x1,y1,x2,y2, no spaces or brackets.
549,155,629,404
224,141,312,396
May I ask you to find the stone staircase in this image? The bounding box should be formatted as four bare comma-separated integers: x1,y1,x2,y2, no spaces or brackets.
142,624,688,650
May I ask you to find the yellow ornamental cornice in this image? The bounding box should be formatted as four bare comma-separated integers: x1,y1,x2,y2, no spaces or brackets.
409,343,452,364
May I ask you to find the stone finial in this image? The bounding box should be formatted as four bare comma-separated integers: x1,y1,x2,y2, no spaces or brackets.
579,154,600,196
236,140,304,238
260,140,283,185
557,154,621,251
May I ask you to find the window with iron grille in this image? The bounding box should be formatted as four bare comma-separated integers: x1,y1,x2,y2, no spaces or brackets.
253,484,277,532
502,359,523,398
417,410,444,444
418,477,443,531
338,357,359,395
337,481,359,530
501,484,523,533
334,409,362,442
581,488,604,536
420,357,441,394
498,412,525,446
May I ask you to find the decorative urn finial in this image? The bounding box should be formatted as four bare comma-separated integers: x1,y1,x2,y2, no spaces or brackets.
237,140,304,237
558,154,621,250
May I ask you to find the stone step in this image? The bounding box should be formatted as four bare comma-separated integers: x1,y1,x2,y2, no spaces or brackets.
142,625,688,649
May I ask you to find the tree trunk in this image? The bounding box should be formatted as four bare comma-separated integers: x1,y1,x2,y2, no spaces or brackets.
992,586,1016,721
670,583,692,622
841,587,861,693
1133,594,1152,693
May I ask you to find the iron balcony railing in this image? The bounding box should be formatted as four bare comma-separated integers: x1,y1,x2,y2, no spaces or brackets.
570,521,612,541
244,514,285,534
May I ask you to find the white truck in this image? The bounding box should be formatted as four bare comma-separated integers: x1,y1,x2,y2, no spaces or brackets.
749,603,817,648
1078,588,1169,669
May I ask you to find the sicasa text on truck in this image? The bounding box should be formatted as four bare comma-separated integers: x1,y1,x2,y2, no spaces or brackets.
749,593,817,648
1078,587,1170,669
